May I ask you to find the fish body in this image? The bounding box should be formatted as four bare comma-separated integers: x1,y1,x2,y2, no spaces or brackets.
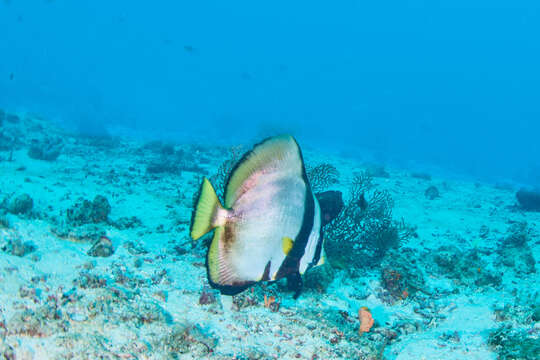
190,135,325,297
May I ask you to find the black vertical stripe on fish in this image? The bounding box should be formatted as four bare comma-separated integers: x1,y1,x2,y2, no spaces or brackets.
306,227,324,273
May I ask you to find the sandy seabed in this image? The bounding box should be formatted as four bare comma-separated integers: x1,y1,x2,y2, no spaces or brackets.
0,111,538,359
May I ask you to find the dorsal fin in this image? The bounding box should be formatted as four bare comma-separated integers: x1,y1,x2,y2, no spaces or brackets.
224,135,302,208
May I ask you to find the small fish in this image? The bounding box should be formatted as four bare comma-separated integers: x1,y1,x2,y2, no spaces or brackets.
315,190,344,226
191,135,328,298
357,193,368,211
9,73,14,80
183,45,195,53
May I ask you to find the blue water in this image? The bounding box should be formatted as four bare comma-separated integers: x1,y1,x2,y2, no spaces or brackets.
1,0,539,183
2,2,540,359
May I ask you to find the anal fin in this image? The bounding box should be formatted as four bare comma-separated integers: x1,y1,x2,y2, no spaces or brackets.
206,226,257,295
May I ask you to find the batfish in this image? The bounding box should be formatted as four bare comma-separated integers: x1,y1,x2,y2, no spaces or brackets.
190,135,327,298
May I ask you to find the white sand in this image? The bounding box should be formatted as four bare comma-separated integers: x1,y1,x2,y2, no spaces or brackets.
0,113,538,359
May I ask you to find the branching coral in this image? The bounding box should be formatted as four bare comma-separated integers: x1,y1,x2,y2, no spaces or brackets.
324,171,415,269
209,145,243,200
306,163,340,193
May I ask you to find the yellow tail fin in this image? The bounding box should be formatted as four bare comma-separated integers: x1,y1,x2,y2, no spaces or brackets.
190,178,225,240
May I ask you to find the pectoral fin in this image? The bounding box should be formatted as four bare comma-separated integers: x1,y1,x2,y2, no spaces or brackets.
282,236,294,255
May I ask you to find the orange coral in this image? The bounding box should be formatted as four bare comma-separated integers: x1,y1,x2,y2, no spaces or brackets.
401,289,409,299
264,294,275,308
263,294,280,312
358,307,374,335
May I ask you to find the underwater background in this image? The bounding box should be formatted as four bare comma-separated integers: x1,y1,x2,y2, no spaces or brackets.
2,0,540,185
1,1,539,359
